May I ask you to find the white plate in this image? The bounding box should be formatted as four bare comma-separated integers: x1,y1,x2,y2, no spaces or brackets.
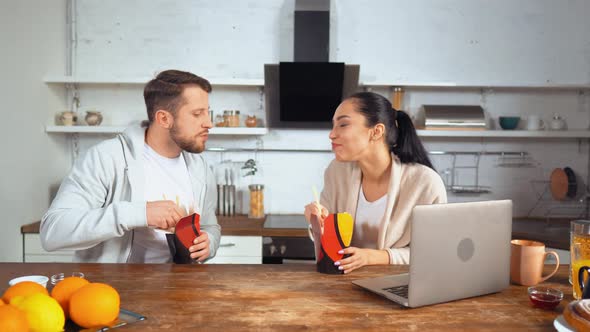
554,315,575,332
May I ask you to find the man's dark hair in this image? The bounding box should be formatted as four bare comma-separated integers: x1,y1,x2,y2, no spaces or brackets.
144,70,212,123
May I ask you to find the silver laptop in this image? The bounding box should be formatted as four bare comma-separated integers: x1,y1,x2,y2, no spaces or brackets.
352,200,512,308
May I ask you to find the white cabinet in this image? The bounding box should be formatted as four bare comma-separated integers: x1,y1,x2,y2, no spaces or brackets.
23,233,262,264
23,234,75,263
207,236,262,264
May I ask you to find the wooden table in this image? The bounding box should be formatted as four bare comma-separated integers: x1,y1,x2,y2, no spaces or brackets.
0,263,572,331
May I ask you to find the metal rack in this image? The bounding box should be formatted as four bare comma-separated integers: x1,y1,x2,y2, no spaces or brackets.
526,179,589,221
430,151,532,195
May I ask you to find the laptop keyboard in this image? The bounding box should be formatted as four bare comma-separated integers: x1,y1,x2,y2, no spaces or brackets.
383,285,408,298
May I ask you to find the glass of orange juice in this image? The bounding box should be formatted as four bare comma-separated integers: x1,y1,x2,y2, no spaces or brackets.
571,220,590,299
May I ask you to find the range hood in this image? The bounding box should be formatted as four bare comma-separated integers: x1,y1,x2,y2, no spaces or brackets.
264,0,359,129
294,0,330,62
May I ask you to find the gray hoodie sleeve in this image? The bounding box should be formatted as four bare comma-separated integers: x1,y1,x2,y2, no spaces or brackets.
40,144,146,252
199,164,221,260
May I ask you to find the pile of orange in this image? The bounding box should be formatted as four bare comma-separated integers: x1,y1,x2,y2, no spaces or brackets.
1,276,121,330
0,304,29,331
69,282,120,328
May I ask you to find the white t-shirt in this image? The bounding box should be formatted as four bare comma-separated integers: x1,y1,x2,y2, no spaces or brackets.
128,143,195,263
352,187,388,249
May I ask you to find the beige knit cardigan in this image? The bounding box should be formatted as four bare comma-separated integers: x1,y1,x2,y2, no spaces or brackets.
319,154,447,264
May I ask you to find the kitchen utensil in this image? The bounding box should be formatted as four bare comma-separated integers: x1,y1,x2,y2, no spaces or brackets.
229,168,236,216
526,115,545,131
216,184,223,215
550,167,577,200
312,185,320,207
510,239,559,286
223,168,230,216
499,116,520,130
564,167,578,198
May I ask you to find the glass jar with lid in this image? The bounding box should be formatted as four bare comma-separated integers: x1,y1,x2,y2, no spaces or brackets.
231,110,240,127
248,184,264,219
223,110,233,127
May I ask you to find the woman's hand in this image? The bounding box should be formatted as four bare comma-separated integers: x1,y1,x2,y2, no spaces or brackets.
334,247,390,274
304,202,329,226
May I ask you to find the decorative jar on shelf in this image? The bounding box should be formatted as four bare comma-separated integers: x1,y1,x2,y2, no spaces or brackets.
85,111,103,126
245,115,257,127
58,111,77,126
549,114,567,131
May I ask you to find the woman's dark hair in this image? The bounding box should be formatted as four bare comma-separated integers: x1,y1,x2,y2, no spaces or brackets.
348,92,434,170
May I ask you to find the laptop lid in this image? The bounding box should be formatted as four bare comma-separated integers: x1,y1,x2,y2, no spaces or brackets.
407,200,512,307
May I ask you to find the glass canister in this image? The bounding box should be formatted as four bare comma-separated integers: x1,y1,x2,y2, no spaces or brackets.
215,114,226,127
571,220,590,299
223,110,233,127
230,110,240,127
392,87,404,110
248,184,264,219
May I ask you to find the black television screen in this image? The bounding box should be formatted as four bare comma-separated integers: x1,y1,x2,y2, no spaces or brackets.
279,62,344,122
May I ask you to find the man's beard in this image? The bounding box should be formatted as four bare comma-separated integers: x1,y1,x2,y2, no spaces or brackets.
170,124,205,154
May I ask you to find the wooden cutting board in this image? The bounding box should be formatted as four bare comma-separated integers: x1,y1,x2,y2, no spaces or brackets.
550,168,569,201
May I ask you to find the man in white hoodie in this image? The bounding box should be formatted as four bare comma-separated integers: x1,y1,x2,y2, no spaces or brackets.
41,70,221,263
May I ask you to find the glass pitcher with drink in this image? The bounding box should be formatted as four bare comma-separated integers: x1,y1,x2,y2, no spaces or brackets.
571,220,590,299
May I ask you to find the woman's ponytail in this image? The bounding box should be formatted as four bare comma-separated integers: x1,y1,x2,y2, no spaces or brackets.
348,92,434,170
391,110,433,169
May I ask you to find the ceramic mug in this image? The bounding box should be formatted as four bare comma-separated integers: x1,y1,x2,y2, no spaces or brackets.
526,115,545,131
510,239,560,286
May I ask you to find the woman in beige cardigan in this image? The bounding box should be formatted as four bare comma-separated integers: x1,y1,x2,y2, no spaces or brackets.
304,92,447,273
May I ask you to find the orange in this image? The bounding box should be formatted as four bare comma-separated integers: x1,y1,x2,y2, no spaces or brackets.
70,283,120,328
51,276,89,317
0,304,29,332
2,281,48,303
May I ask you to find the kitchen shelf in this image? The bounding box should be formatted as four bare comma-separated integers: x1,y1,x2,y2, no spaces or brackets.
45,125,268,135
360,82,590,89
416,129,590,138
44,76,264,87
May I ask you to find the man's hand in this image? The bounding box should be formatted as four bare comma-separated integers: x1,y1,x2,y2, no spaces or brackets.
146,200,186,230
189,231,210,262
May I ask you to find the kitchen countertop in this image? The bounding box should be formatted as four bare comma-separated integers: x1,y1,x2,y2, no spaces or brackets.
21,216,571,246
512,217,570,250
21,215,310,238
0,263,570,330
